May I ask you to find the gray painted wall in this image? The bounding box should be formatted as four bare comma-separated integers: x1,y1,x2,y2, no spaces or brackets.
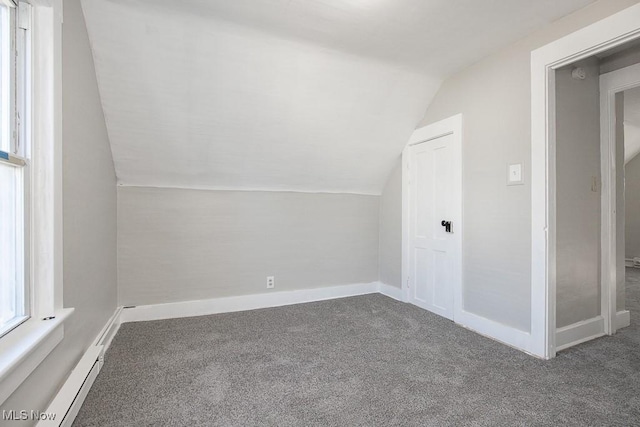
600,43,640,74
627,155,640,259
555,59,601,328
378,162,402,288
118,187,379,306
0,0,117,419
377,0,640,333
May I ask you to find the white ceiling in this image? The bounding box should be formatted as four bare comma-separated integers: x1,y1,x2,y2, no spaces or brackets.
625,86,640,165
82,0,595,194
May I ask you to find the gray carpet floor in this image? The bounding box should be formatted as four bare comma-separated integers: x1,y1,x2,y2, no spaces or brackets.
74,269,640,426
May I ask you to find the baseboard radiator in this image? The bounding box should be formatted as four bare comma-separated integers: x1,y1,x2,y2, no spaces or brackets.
37,308,121,427
36,347,102,427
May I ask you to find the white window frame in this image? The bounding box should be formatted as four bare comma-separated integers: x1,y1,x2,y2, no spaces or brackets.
0,0,31,341
0,0,73,406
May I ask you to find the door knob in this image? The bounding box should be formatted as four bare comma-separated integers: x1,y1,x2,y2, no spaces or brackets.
441,220,452,233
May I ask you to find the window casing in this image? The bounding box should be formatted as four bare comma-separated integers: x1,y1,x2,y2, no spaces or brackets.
0,0,69,406
0,0,30,339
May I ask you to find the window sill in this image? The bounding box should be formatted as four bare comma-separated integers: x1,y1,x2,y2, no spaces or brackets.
0,308,74,405
0,316,29,340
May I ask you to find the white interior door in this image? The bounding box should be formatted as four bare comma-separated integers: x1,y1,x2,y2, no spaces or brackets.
407,133,456,320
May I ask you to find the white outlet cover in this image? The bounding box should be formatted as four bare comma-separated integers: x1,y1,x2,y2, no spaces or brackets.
507,163,524,186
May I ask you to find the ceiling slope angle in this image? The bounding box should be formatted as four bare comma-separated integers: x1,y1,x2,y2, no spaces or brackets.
81,0,595,195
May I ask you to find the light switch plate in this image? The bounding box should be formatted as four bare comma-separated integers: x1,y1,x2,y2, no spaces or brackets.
507,163,524,186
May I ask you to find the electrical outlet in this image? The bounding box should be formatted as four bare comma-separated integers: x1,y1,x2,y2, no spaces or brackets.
266,276,275,289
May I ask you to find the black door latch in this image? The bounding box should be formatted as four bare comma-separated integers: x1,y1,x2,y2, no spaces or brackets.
441,220,452,233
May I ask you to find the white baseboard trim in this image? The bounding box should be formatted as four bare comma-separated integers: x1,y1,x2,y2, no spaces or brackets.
120,282,546,357
617,310,631,329
377,283,403,301
43,282,624,425
456,310,535,356
37,285,626,426
41,280,626,425
122,284,543,357
555,316,605,352
38,306,123,427
121,282,380,323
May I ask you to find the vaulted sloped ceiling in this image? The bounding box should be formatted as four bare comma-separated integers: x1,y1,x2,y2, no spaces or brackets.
82,0,594,195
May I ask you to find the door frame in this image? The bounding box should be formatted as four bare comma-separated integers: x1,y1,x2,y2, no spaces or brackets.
599,63,640,330
401,114,463,321
531,3,640,359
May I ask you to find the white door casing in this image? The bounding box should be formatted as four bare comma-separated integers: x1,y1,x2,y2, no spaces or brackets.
402,114,462,322
599,63,640,333
531,3,640,359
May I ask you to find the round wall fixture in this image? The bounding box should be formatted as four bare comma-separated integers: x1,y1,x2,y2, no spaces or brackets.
571,67,587,80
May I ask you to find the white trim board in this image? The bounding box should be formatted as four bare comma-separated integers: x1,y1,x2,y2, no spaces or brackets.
32,288,634,426
616,310,630,330
556,316,605,352
122,281,541,358
456,310,534,355
599,62,640,339
556,311,630,352
121,283,380,323
601,57,618,342
119,282,437,324
38,307,122,427
0,309,73,405
32,0,64,319
531,3,640,359
377,283,403,301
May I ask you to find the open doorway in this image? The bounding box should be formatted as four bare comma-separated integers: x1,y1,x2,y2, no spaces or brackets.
531,3,640,359
624,86,640,271
554,41,640,351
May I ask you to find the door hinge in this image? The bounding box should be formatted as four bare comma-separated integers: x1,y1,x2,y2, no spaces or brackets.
406,276,410,288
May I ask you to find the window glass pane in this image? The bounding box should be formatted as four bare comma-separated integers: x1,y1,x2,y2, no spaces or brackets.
0,5,9,153
0,162,24,334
